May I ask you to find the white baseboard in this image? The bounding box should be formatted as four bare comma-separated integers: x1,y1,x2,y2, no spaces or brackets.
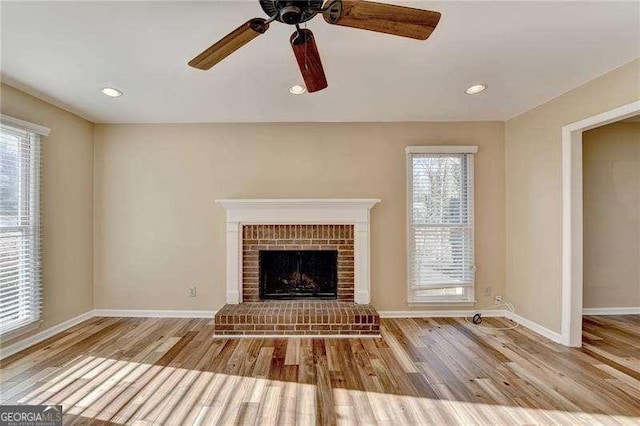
0,308,488,359
1,309,217,361
378,309,506,318
0,310,94,360
506,311,563,344
1,308,570,360
583,307,640,316
93,309,216,318
378,310,565,345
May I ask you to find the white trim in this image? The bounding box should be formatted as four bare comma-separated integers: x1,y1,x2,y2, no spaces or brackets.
561,100,640,347
562,101,640,133
405,145,478,154
215,199,380,224
0,310,93,360
410,283,475,290
216,199,381,209
216,199,380,304
506,311,563,344
0,307,576,359
406,150,476,305
583,307,640,316
0,320,41,342
380,309,564,345
213,334,382,339
0,114,50,136
0,309,217,360
379,309,505,318
93,309,216,318
407,300,477,307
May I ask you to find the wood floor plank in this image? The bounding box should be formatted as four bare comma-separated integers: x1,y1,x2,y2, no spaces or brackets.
1,315,639,425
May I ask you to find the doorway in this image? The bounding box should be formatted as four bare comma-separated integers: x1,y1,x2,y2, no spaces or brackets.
561,100,640,347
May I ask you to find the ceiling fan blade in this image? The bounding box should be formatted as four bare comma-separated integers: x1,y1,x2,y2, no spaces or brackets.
323,0,441,40
188,18,269,70
290,29,328,93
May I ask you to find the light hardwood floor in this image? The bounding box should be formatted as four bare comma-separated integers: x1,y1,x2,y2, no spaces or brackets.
1,315,639,425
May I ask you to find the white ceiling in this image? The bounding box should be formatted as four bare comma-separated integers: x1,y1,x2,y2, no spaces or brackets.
1,1,639,123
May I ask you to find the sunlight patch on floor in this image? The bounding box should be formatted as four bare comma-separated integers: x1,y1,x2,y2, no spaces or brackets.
335,388,640,425
12,356,640,425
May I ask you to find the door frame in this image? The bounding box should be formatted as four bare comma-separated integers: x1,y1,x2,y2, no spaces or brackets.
561,100,640,347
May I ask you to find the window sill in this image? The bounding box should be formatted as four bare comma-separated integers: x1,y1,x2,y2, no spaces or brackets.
0,320,41,343
408,300,477,307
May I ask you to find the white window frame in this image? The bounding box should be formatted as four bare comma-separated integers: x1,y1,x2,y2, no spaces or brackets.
0,114,49,338
405,145,477,305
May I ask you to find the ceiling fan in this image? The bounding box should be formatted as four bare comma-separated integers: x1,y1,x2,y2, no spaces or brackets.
188,0,441,93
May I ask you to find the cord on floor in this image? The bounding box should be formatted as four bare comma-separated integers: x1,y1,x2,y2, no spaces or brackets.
465,300,519,330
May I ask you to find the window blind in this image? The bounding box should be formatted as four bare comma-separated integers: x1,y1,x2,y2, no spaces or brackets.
0,123,42,335
407,150,475,302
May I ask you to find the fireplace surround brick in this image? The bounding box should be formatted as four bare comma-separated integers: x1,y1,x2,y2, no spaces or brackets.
242,225,354,302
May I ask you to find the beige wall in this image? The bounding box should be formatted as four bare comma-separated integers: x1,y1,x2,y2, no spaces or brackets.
505,59,640,332
0,83,94,345
583,121,640,309
93,122,505,312
1,55,637,344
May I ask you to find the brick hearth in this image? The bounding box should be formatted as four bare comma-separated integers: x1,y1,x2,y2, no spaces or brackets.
213,301,380,337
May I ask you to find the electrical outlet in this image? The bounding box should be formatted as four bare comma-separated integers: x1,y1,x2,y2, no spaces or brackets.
483,286,492,297
494,295,503,304
189,286,197,298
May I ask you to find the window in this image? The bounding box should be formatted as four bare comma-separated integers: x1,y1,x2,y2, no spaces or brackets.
406,146,477,304
0,117,46,335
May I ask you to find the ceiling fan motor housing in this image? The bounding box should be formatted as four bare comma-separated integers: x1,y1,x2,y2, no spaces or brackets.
280,5,302,24
259,0,324,24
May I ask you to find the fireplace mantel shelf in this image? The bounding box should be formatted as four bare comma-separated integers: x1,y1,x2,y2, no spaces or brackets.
216,199,380,225
217,198,381,305
217,199,380,206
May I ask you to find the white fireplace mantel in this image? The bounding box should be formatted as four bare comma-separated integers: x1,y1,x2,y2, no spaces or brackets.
216,199,381,304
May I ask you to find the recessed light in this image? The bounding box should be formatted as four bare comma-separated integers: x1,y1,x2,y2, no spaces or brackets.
289,85,306,95
100,87,123,97
465,84,486,95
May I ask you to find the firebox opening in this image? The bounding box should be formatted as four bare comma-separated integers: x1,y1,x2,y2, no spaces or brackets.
259,250,338,300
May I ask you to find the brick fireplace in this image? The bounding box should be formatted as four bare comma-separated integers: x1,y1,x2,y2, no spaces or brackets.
214,199,381,337
242,224,354,302
216,199,380,304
